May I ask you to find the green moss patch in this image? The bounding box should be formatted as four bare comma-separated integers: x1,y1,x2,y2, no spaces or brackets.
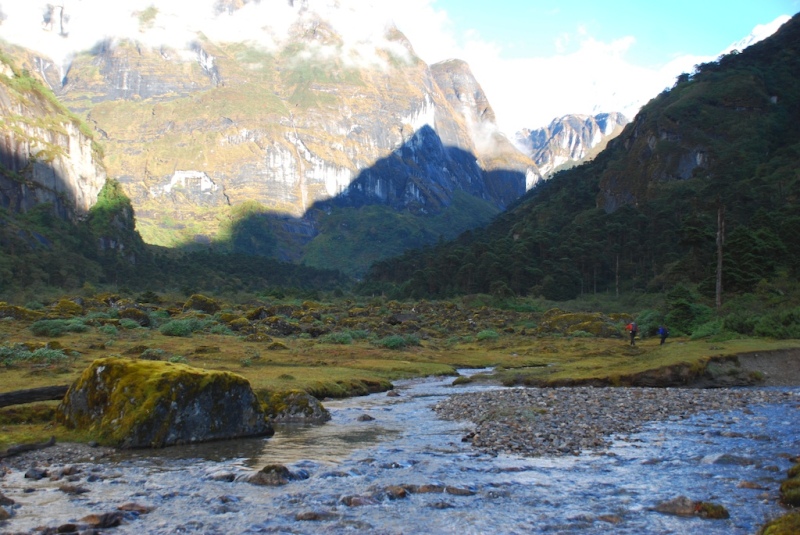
57,357,271,448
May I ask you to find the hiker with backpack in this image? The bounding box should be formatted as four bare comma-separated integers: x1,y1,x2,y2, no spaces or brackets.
626,321,638,346
657,325,669,345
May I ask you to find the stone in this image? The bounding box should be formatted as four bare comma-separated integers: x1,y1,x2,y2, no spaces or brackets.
264,391,331,423
118,503,154,514
247,464,307,486
57,357,273,448
653,496,696,516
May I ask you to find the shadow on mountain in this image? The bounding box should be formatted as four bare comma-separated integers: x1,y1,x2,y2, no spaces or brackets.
206,124,530,277
0,122,530,294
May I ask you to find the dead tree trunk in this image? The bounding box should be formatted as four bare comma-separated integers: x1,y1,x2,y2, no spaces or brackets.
716,205,725,311
0,385,69,408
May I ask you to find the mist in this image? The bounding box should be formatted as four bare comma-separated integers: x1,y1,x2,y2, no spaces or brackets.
0,0,417,73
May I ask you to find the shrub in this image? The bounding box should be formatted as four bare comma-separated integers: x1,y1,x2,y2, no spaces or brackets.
168,355,188,364
690,318,725,340
139,348,167,361
476,329,499,341
569,330,595,338
374,334,420,350
159,319,208,337
0,344,70,366
98,324,118,336
753,307,800,339
319,332,353,345
119,319,142,330
210,324,234,335
30,319,88,337
635,309,664,337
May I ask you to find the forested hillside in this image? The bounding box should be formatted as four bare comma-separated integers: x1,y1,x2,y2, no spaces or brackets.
363,15,800,310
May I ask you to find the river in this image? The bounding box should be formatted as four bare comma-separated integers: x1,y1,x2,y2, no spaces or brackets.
1,370,797,534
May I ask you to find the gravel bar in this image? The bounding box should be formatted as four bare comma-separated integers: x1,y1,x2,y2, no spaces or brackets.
433,387,798,457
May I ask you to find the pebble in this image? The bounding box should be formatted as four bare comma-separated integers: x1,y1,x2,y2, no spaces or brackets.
434,387,797,457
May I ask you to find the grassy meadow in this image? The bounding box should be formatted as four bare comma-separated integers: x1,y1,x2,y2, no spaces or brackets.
1,291,798,449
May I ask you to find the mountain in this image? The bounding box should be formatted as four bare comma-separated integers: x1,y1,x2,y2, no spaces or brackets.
0,50,148,291
515,113,628,177
0,2,537,277
363,14,800,309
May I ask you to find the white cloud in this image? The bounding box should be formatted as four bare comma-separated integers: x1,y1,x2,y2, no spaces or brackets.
0,0,416,75
0,1,788,136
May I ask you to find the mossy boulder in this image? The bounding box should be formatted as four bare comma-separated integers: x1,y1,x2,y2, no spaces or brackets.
57,357,273,448
183,294,221,314
759,511,800,535
50,299,84,317
0,303,45,322
119,308,151,327
263,390,331,423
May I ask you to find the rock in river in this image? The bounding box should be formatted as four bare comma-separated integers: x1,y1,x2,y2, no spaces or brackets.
58,357,273,448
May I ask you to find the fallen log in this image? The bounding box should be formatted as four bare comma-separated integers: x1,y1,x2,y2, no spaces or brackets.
0,436,56,458
0,385,69,408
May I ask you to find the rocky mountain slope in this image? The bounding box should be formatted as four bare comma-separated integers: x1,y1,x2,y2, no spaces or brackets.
364,13,800,304
0,54,106,221
515,113,628,177
3,3,538,265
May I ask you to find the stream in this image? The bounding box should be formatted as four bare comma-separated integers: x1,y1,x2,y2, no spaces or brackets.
1,370,797,534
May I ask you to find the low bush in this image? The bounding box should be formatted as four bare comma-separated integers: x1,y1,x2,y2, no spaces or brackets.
98,324,118,336
0,343,70,366
319,332,353,345
476,329,499,341
374,334,420,350
119,318,142,330
159,318,209,337
30,319,89,337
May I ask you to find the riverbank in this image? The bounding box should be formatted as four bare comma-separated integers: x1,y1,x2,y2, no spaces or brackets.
434,386,797,457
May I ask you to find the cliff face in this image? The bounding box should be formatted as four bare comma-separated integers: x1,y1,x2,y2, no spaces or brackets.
516,113,628,177
0,59,106,221
7,16,538,248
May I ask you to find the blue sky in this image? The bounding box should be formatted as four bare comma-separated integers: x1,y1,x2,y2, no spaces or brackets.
430,0,797,64
397,0,799,131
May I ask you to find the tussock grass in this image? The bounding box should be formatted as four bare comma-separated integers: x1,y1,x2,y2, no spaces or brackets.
0,293,798,449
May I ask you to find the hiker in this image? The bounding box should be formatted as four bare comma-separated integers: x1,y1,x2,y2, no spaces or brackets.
626,321,638,346
657,325,669,345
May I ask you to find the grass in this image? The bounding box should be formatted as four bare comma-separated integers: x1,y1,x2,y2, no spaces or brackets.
0,293,798,449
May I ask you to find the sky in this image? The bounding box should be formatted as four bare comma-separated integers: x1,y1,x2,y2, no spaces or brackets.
398,0,799,131
0,0,797,134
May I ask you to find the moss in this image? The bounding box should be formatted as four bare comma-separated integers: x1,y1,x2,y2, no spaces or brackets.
183,294,221,314
759,511,800,535
694,502,730,519
0,303,45,321
266,341,289,351
787,463,800,479
57,357,266,447
217,313,240,324
228,318,251,332
780,477,800,506
51,299,84,317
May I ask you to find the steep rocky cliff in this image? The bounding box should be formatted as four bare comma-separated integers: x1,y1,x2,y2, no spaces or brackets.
516,113,628,177
0,54,106,221
4,5,538,252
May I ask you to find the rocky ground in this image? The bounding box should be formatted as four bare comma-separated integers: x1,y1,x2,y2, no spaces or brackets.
433,349,800,457
434,386,798,457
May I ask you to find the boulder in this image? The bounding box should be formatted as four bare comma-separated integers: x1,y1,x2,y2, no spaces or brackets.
263,391,331,424
58,357,273,448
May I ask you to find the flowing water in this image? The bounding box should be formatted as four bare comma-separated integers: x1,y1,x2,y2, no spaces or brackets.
2,371,797,534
